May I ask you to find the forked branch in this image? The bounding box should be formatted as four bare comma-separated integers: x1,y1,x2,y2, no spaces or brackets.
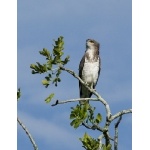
59,66,112,119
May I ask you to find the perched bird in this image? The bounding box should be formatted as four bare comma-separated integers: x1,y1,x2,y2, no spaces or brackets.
79,39,101,104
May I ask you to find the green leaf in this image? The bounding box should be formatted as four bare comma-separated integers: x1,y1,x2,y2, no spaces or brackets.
61,56,70,65
83,112,88,120
39,48,50,58
106,144,112,150
45,76,50,81
36,62,43,67
70,119,76,126
55,41,59,45
80,133,100,150
102,145,107,150
42,79,49,85
43,64,47,72
31,70,38,74
74,120,81,128
45,93,55,103
70,113,76,119
47,60,52,70
70,118,82,129
95,113,102,124
30,64,36,69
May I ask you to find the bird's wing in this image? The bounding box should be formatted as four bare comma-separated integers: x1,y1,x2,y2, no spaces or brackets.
79,54,85,98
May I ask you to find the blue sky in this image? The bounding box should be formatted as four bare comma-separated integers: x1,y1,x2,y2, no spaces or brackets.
17,0,132,150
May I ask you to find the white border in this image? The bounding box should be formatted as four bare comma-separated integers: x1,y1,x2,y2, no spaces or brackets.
0,0,17,149
133,0,150,149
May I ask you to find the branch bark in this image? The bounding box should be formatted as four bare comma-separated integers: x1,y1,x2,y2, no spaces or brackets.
51,98,99,106
82,122,104,132
110,109,132,121
114,116,122,150
98,134,104,150
17,117,38,150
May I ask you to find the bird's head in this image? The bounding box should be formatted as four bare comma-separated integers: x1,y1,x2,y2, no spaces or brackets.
86,39,99,50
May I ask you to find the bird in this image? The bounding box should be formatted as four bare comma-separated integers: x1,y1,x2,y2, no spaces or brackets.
79,39,101,104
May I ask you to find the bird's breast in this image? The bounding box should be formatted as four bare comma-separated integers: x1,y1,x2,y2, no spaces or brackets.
82,59,99,85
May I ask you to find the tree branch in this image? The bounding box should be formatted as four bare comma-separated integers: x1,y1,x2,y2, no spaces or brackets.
17,117,38,150
103,130,111,147
98,134,104,150
82,122,114,143
51,98,100,106
114,116,122,150
110,109,132,121
82,122,104,132
59,66,112,119
58,66,131,149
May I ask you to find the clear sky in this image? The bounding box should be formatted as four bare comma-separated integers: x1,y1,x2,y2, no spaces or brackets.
17,0,132,150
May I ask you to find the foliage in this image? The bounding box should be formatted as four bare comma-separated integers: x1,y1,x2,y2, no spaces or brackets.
30,36,70,101
70,103,102,129
45,93,55,103
79,133,111,150
30,36,70,88
101,144,112,150
70,104,89,128
79,133,100,150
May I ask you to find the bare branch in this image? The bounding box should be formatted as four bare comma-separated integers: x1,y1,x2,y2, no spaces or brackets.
51,98,99,106
108,134,114,141
103,131,111,147
110,109,132,121
82,122,95,130
59,66,112,119
82,122,104,132
114,116,122,150
17,117,38,150
115,116,122,128
98,134,104,150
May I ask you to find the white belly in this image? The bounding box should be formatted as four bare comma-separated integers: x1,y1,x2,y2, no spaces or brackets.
82,61,99,87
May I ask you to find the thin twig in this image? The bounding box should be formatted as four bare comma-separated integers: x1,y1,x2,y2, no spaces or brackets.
17,117,38,150
51,98,100,106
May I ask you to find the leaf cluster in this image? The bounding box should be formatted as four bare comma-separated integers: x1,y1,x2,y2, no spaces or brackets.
79,133,111,150
70,104,102,129
70,104,89,128
79,133,100,150
30,36,70,88
101,144,112,150
86,106,102,125
30,36,70,102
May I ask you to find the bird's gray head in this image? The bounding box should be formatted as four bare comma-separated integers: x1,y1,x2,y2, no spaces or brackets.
86,39,100,50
